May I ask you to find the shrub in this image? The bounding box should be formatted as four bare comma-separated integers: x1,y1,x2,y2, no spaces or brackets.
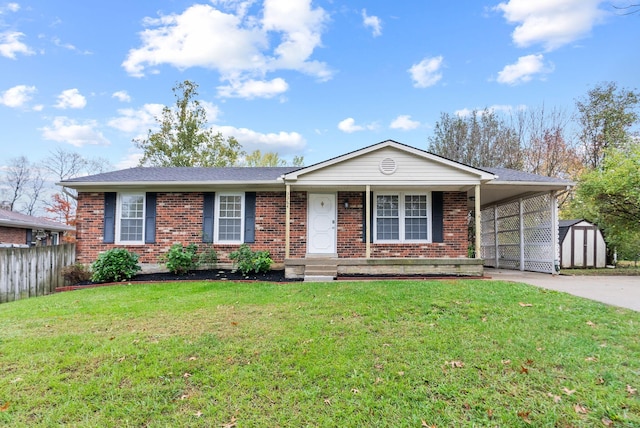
91,248,141,283
162,243,199,274
61,263,92,284
198,244,218,268
229,244,272,275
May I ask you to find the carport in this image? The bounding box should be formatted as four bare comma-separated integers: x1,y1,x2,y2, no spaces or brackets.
475,168,573,274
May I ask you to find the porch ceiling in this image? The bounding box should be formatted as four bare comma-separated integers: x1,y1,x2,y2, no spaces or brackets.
474,182,572,207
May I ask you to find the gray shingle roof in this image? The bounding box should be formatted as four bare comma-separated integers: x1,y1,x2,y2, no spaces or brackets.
0,209,74,231
61,166,301,183
483,167,573,184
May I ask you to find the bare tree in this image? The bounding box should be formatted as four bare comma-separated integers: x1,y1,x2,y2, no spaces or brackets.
427,108,523,169
22,170,45,215
2,156,33,211
520,105,582,179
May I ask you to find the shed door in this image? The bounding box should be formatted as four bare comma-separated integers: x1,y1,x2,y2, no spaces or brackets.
308,193,336,254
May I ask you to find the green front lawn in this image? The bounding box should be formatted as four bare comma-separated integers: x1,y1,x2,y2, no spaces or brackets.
1,280,638,427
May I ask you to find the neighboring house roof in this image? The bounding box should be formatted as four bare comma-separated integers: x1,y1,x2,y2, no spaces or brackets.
0,209,74,232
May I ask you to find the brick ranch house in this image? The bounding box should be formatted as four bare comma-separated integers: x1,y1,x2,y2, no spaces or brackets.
0,207,74,247
60,141,573,279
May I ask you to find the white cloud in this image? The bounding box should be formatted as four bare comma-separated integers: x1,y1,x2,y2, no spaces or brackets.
55,89,87,109
495,0,606,51
123,1,331,99
112,90,131,103
408,56,444,88
455,104,527,117
115,151,144,169
0,31,34,59
217,77,288,99
41,117,110,147
338,117,377,133
0,85,37,108
496,54,553,85
2,3,20,13
214,125,306,153
362,9,382,37
108,103,164,133
390,115,420,131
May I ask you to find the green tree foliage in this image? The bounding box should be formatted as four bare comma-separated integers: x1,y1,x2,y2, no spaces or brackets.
244,150,304,167
568,144,640,260
135,80,244,167
427,108,523,169
575,81,639,170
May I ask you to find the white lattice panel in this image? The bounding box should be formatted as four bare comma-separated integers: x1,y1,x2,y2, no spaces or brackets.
481,193,557,273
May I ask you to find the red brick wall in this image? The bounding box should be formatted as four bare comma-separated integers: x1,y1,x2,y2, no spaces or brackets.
337,191,469,258
75,190,468,266
0,226,27,245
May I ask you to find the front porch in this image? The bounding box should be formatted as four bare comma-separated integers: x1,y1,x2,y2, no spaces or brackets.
284,257,485,280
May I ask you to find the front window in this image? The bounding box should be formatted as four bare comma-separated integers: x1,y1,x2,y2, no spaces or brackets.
216,193,243,243
117,193,145,244
375,193,430,242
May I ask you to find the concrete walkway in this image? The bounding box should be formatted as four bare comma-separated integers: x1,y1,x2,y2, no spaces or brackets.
485,268,640,312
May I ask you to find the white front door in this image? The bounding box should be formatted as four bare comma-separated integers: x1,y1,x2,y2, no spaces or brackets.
308,193,337,254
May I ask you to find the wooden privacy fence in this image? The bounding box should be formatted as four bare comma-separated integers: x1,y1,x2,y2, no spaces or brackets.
0,244,76,303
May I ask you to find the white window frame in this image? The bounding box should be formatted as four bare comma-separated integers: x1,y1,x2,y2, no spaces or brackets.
214,192,245,244
115,192,146,245
373,192,432,243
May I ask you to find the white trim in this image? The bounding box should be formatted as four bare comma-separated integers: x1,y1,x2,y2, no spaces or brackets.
214,192,245,244
115,192,146,245
373,191,432,243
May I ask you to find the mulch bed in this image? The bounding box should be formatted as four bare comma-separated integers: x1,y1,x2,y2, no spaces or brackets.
57,269,297,291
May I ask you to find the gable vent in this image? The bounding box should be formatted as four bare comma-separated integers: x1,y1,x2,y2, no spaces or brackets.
379,157,397,175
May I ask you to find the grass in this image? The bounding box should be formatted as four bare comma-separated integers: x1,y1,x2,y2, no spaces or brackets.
1,279,639,427
562,263,640,276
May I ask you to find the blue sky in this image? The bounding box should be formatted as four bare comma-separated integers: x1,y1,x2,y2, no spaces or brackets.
1,0,638,171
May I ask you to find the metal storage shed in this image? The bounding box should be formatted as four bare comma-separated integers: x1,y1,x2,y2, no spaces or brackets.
559,219,607,268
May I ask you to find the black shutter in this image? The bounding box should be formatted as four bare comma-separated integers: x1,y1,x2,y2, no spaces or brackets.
103,192,116,244
26,229,33,246
145,193,157,244
432,191,444,243
244,192,256,243
202,192,215,243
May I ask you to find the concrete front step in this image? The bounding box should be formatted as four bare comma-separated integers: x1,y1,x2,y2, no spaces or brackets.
304,275,336,282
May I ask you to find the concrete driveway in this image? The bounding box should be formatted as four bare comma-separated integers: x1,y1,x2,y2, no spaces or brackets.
485,268,640,312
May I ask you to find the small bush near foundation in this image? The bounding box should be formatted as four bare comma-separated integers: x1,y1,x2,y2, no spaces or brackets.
91,248,141,283
162,243,199,274
229,244,272,275
61,263,92,284
198,244,218,268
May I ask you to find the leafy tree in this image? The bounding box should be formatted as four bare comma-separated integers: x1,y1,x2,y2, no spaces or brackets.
135,80,243,167
244,150,304,167
575,82,639,170
567,144,640,260
427,109,523,169
45,193,77,242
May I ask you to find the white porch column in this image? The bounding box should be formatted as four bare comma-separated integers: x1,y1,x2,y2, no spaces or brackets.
519,198,524,271
365,185,371,258
475,184,481,259
285,184,291,259
550,190,559,275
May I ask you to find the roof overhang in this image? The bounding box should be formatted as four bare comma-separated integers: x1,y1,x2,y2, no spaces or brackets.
476,181,574,207
0,219,74,232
